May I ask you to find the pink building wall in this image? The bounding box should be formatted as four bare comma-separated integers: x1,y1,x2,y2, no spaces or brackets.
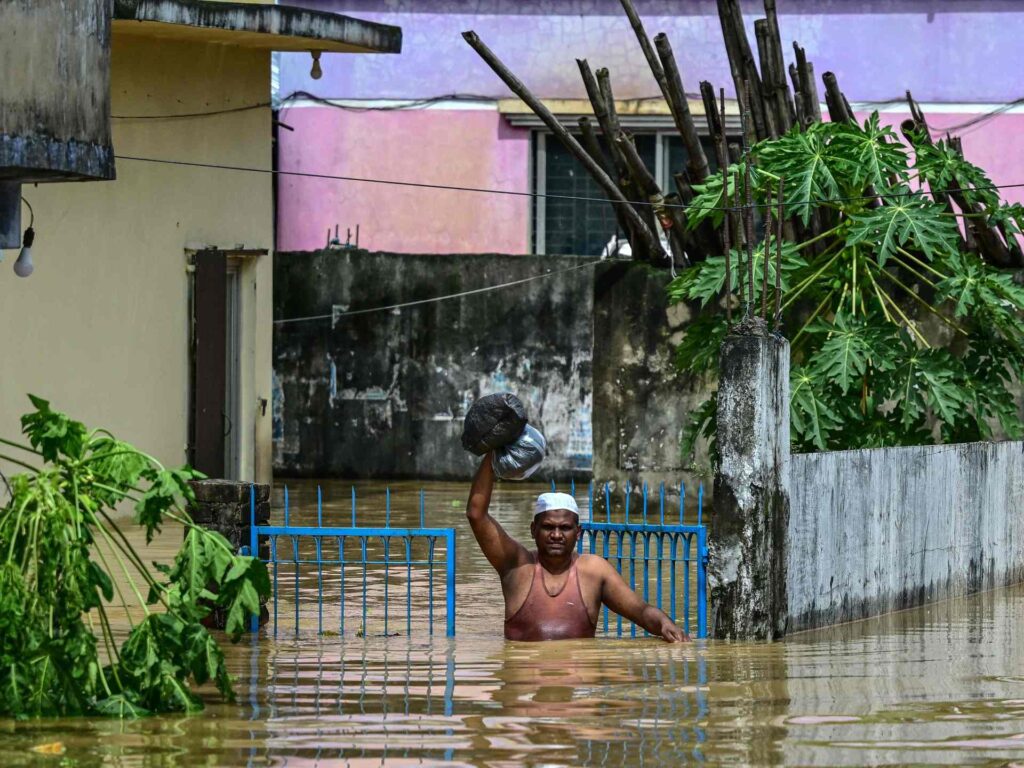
276,107,531,254
276,1,1024,255
277,107,1024,254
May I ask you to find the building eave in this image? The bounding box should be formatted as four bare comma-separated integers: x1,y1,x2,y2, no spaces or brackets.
112,0,402,54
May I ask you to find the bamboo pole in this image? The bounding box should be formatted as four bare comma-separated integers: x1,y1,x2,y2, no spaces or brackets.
576,59,641,233
900,91,1016,267
822,71,853,124
663,193,693,269
617,0,671,104
462,31,661,256
654,33,711,184
700,81,728,168
717,0,768,140
754,20,780,139
763,0,796,128
579,116,631,237
793,43,821,125
601,69,662,257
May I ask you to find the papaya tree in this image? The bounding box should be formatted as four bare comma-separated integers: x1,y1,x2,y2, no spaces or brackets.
671,115,1024,455
0,397,269,718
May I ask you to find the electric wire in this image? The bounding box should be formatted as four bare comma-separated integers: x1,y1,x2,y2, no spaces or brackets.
274,259,601,325
111,91,495,120
113,152,1024,214
113,89,1024,137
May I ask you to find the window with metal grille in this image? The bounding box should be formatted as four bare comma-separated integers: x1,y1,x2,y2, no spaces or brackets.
533,132,728,256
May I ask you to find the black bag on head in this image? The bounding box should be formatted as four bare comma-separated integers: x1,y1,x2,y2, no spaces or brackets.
461,392,528,456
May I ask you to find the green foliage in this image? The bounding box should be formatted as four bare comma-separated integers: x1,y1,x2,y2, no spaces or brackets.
0,398,270,719
672,113,1024,456
755,121,844,225
846,190,959,265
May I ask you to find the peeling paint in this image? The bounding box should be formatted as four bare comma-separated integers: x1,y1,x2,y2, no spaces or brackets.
274,250,594,480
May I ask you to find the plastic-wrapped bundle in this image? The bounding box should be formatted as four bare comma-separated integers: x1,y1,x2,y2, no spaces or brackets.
461,393,528,455
491,425,547,480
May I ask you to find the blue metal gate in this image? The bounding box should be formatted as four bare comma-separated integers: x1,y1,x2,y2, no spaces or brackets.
245,481,707,641
560,480,709,639
246,487,456,637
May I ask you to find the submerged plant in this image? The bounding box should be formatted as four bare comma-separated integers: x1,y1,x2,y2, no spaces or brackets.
671,115,1024,455
0,396,269,718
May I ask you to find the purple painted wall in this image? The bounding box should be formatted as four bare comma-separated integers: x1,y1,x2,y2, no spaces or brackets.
281,1,1024,102
276,0,1024,254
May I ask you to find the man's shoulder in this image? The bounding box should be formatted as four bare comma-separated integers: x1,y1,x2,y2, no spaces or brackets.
576,553,612,573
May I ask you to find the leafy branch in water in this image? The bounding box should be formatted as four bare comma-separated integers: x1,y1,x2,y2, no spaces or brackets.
670,114,1024,456
0,396,270,719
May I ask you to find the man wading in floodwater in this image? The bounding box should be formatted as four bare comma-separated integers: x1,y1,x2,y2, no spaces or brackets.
467,455,688,642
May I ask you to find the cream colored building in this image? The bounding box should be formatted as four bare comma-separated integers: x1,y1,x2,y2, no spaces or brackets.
0,1,400,483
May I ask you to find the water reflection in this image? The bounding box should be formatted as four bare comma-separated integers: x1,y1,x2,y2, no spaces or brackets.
2,480,1024,766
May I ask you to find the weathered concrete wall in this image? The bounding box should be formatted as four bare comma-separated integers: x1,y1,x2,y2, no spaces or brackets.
788,441,1024,633
0,0,113,182
273,250,595,480
710,325,790,640
591,262,711,498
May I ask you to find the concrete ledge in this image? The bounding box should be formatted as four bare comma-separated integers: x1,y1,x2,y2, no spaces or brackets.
113,0,402,54
0,136,115,183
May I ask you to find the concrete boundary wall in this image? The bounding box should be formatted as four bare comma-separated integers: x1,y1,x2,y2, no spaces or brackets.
711,329,1024,639
273,250,596,480
787,441,1024,632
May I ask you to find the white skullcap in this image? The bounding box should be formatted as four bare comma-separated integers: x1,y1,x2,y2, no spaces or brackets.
534,492,580,518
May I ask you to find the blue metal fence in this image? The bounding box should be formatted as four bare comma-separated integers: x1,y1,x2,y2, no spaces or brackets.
557,479,709,639
246,487,456,637
245,480,707,641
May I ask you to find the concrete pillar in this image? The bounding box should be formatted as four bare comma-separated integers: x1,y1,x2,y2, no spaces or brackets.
709,319,790,640
188,479,270,629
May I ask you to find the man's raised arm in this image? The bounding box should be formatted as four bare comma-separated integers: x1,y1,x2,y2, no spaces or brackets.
466,455,528,575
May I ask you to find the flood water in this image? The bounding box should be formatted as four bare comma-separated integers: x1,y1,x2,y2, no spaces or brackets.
4,479,1024,766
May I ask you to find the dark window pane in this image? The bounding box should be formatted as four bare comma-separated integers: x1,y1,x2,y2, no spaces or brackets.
665,135,725,183
539,133,656,256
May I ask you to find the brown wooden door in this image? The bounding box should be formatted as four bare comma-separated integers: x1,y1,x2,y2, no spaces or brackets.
191,249,227,477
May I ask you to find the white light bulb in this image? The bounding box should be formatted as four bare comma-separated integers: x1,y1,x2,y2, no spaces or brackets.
14,227,34,277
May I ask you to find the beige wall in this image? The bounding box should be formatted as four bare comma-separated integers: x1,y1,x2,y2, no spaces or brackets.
0,33,274,482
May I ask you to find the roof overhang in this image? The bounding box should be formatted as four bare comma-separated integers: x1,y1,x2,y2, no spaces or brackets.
112,0,402,53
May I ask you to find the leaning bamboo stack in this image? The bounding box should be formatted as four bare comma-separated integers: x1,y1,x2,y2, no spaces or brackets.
463,0,1022,279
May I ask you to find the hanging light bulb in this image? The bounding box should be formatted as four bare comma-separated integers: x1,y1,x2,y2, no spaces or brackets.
13,198,34,277
310,50,323,80
13,227,34,277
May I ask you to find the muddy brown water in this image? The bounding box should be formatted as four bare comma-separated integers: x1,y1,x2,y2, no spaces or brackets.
3,479,1024,767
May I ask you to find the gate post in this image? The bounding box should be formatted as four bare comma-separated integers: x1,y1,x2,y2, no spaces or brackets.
187,479,271,629
709,320,790,640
